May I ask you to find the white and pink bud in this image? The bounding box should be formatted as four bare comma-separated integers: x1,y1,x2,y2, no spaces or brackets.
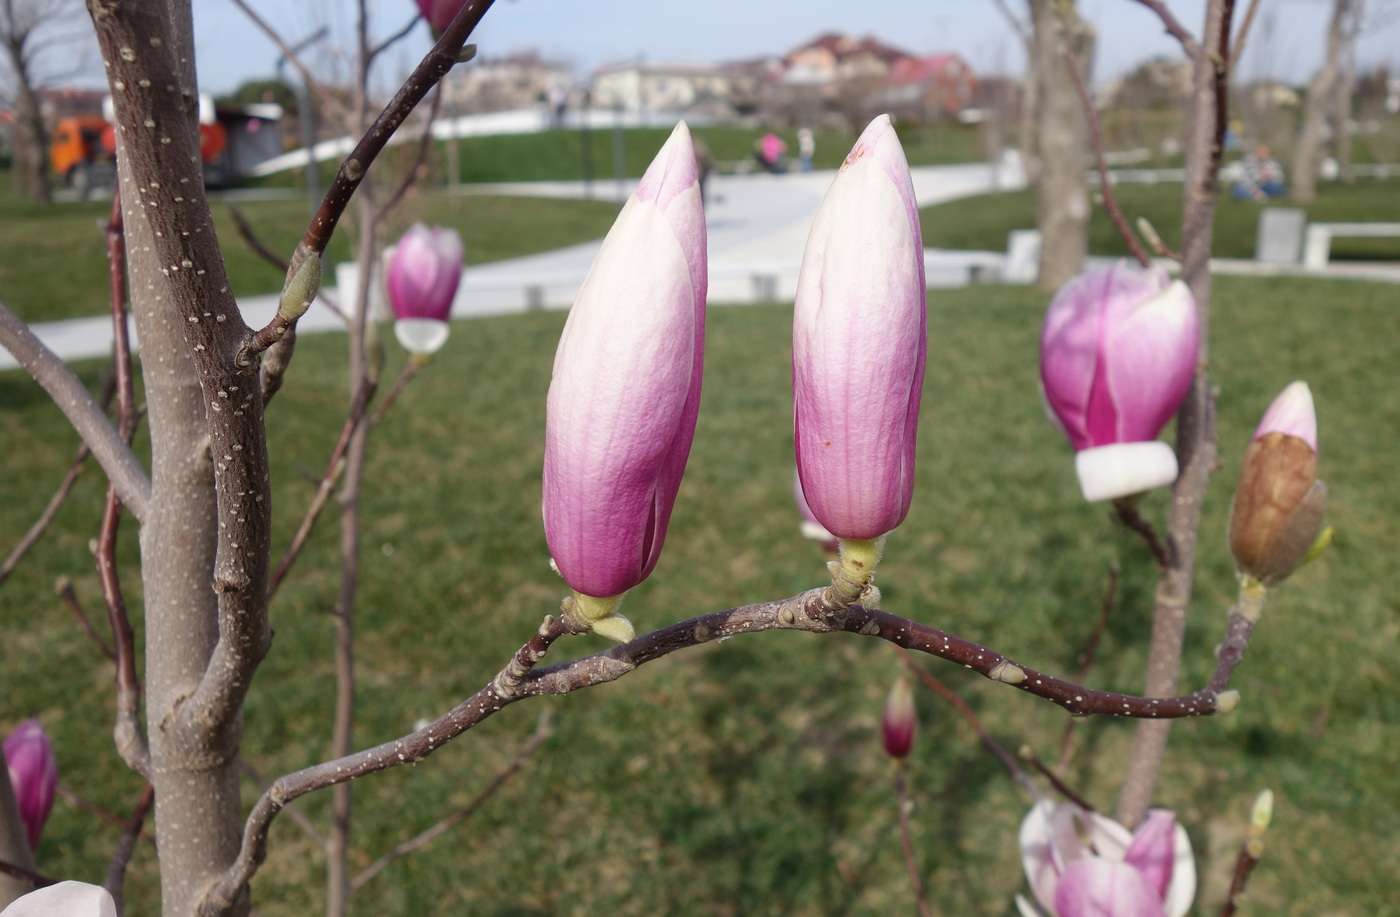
4,719,57,851
386,222,464,356
792,114,926,542
542,122,707,640
1040,262,1199,502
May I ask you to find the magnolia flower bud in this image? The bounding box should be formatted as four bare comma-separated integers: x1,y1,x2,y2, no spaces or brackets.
1229,381,1327,586
543,122,706,640
386,223,464,356
3,719,57,851
793,114,926,541
1040,262,1199,502
881,676,916,760
414,0,468,34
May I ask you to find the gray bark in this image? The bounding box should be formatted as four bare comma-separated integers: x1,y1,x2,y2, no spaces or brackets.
1029,0,1094,290
0,767,38,907
1292,0,1361,202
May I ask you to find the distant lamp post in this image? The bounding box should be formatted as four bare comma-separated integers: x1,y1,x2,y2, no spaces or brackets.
276,26,330,213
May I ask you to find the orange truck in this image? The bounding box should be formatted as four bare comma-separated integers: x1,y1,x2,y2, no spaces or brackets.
49,110,229,194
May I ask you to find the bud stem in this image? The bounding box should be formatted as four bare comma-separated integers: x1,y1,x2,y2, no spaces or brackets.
827,536,885,606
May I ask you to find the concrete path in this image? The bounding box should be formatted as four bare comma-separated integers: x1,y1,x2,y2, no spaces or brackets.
5,163,1400,371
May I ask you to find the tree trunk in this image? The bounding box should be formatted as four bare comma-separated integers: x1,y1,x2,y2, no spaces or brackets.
7,59,52,204
1291,0,1358,202
1029,0,1094,290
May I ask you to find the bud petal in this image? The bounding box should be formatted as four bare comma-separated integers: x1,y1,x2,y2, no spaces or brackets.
881,676,916,759
1229,383,1326,585
0,882,118,917
1040,263,1199,501
543,122,706,604
793,115,926,540
387,223,464,356
4,719,57,851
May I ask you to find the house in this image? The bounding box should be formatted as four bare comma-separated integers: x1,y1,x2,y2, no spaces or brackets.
590,61,735,117
441,51,572,115
876,54,978,120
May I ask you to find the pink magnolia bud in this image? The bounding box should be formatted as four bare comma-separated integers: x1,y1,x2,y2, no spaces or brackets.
386,222,464,356
414,0,467,33
793,114,926,540
792,470,839,552
543,122,707,606
1017,801,1195,917
1229,382,1326,586
4,719,57,851
0,881,118,917
881,676,916,759
1040,262,1199,502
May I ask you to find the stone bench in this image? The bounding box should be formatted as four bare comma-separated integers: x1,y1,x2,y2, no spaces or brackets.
1303,221,1400,269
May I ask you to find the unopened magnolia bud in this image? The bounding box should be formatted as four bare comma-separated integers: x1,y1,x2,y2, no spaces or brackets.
278,252,322,324
1229,383,1326,586
882,676,916,759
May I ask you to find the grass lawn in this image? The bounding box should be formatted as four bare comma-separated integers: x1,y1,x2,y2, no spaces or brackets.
256,123,991,192
0,176,620,324
920,176,1400,261
2,274,1396,915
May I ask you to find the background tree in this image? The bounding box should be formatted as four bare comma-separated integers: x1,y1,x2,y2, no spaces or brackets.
0,0,93,203
1291,0,1364,201
1028,0,1095,290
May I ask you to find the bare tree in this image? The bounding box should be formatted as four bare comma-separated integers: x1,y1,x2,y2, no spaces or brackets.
0,0,91,203
1028,0,1095,289
1292,0,1364,201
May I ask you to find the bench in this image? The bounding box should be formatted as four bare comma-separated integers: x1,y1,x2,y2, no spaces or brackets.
1303,222,1400,269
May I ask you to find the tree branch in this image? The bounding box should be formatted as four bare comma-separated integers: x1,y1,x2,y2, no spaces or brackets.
102,782,154,910
0,301,151,522
1063,47,1153,268
1131,0,1201,56
348,714,552,894
200,586,1255,916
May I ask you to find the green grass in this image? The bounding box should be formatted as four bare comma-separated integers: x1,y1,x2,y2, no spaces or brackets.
0,177,620,324
921,176,1400,261
3,275,1397,915
253,122,990,192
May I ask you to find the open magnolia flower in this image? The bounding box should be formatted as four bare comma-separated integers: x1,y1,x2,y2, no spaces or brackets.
1040,262,1199,502
1017,800,1195,917
0,882,117,917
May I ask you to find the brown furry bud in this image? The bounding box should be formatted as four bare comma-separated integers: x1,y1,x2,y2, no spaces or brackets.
1229,432,1326,585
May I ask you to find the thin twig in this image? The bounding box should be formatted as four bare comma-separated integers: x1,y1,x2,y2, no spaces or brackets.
893,646,1036,797
0,447,91,587
103,782,155,909
368,14,423,64
0,301,151,522
227,204,289,274
379,90,444,217
1112,498,1171,569
1063,49,1152,268
201,590,1257,916
0,858,54,890
893,767,933,917
1229,0,1264,80
55,576,116,661
369,360,422,427
267,377,378,601
1020,747,1098,813
1058,565,1120,770
54,786,153,843
99,186,149,778
238,761,325,846
226,0,347,124
1132,0,1201,56
349,714,553,893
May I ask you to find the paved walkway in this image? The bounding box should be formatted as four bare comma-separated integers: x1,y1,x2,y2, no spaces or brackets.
5,163,1400,371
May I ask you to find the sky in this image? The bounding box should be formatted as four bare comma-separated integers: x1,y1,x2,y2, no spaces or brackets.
184,0,1399,98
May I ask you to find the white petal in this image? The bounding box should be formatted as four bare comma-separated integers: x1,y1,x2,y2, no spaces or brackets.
1,882,118,917
1074,441,1179,502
